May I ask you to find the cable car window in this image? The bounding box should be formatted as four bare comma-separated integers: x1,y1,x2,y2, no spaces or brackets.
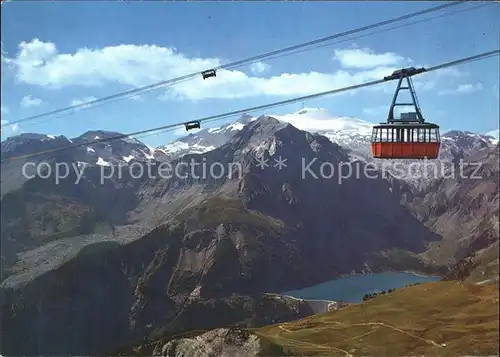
418,128,424,143
430,128,436,142
382,128,389,142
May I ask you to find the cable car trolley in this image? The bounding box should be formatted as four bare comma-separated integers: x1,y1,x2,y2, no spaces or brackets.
371,66,440,160
184,121,201,131
201,69,217,80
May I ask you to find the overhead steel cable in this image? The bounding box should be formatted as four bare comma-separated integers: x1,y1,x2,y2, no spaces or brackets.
2,0,467,128
248,2,491,70
15,1,492,130
2,49,498,164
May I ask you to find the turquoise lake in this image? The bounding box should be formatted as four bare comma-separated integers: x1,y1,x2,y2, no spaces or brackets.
283,272,440,303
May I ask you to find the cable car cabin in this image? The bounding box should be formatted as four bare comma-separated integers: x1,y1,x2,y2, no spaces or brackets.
372,66,440,160
371,122,440,159
201,69,216,80
184,121,201,131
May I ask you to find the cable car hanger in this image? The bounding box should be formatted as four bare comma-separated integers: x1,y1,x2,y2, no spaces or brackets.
371,66,440,160
184,121,201,131
3,1,471,129
201,69,217,80
2,49,498,164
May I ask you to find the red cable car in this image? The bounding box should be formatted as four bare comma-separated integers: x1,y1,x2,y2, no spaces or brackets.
371,67,440,160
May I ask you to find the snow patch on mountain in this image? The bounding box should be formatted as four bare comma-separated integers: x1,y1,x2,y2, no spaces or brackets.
123,155,134,163
2,108,495,190
153,108,496,188
269,108,375,160
96,157,111,166
485,129,499,144
272,108,374,136
157,114,257,160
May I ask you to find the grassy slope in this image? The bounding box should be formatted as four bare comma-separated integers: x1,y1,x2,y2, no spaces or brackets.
253,281,499,357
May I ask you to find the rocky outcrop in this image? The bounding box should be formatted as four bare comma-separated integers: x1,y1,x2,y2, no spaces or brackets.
1,118,495,356
401,144,499,275
152,328,260,357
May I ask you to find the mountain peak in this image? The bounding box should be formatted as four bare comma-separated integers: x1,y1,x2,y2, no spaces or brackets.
485,129,499,144
3,133,60,142
294,107,329,115
236,113,257,124
269,108,373,136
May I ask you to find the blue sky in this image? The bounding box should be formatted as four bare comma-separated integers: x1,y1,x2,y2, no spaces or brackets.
1,1,499,146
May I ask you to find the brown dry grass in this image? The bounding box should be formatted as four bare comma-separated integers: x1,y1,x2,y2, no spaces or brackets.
253,281,499,356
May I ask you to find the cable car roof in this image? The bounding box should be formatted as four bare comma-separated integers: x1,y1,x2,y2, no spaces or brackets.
373,122,440,129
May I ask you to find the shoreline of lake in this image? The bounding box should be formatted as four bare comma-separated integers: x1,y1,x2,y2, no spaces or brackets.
281,271,440,303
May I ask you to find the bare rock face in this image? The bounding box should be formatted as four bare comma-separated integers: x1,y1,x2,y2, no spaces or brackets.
1,118,497,356
401,144,499,278
152,328,260,357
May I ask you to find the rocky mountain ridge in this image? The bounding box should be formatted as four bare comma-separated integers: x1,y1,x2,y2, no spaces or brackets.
2,108,497,195
1,114,498,356
1,116,451,355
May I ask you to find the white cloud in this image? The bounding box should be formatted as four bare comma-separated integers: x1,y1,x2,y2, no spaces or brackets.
129,94,143,101
20,95,43,108
1,119,20,133
70,96,98,109
363,105,388,116
250,61,271,74
438,83,483,96
486,128,499,140
0,107,19,134
434,67,468,78
271,107,374,135
172,126,201,136
333,48,408,69
5,39,458,102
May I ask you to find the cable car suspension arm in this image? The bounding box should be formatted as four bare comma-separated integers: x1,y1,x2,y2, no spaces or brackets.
2,49,498,164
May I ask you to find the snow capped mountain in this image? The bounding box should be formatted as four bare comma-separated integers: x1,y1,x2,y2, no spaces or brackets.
485,129,499,144
273,108,373,135
1,108,495,190
271,108,374,160
71,130,156,166
1,130,156,167
441,130,495,154
159,108,376,163
155,113,257,160
158,107,497,187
